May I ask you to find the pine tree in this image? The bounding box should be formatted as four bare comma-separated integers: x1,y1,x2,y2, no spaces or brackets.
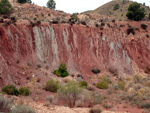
47,0,56,10
126,2,145,21
17,0,32,4
0,0,12,14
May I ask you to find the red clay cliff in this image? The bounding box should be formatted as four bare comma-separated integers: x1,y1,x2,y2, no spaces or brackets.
0,21,150,86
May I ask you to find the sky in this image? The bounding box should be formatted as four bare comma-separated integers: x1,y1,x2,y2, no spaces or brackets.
32,0,150,14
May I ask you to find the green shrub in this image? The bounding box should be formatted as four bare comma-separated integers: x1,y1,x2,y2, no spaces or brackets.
10,16,16,22
107,23,111,27
19,87,30,96
11,105,35,113
53,69,60,76
53,63,69,77
69,14,79,24
2,85,19,96
0,0,12,15
141,24,147,30
120,24,125,27
89,108,102,113
112,19,115,22
36,21,41,25
79,81,88,88
127,27,135,35
92,68,101,74
36,64,41,68
100,76,112,84
27,62,32,66
101,22,105,26
141,103,150,109
146,34,149,38
97,81,108,89
133,74,142,83
81,21,86,26
87,85,95,91
45,80,59,93
118,81,125,90
114,4,119,10
30,21,36,27
61,71,69,77
0,95,12,112
103,103,112,109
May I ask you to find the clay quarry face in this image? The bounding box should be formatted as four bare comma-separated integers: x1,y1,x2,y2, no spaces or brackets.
1,20,150,86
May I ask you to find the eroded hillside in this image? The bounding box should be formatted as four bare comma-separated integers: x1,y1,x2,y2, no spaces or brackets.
0,20,150,86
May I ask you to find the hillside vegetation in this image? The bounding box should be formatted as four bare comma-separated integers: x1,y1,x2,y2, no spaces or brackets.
86,0,150,20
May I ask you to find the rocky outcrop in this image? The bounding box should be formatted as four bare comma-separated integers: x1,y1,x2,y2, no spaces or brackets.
0,21,150,86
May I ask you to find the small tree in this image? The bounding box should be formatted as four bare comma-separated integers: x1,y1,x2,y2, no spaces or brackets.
2,85,19,96
126,2,145,21
114,4,119,10
17,0,32,4
141,23,147,30
0,0,12,15
45,80,59,93
58,81,82,107
19,87,30,96
97,81,108,89
53,63,69,77
46,0,56,9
